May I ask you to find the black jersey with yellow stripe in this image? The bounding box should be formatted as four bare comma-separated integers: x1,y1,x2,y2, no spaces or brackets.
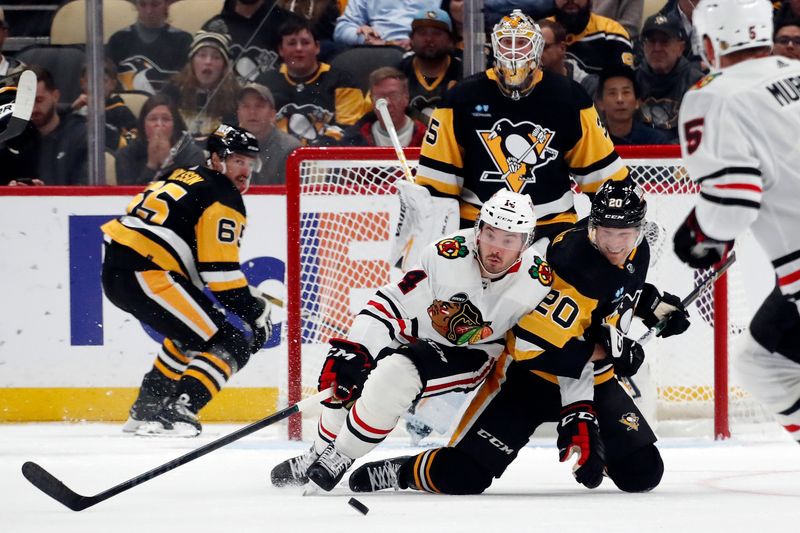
506,220,649,381
552,13,634,74
399,53,462,123
257,62,366,145
415,68,628,230
101,165,259,321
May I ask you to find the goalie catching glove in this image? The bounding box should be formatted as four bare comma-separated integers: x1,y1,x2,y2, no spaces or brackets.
673,210,733,269
637,283,690,338
245,287,273,354
318,338,374,406
557,401,606,489
601,324,645,377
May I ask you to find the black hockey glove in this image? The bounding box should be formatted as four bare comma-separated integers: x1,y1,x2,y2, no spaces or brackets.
601,325,645,377
245,287,273,354
318,338,374,407
557,401,606,489
637,284,690,338
673,210,733,269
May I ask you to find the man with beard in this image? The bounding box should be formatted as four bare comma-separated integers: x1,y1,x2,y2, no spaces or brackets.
549,0,634,75
203,0,302,82
397,8,462,124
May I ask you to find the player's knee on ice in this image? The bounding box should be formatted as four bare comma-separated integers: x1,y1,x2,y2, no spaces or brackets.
606,444,663,493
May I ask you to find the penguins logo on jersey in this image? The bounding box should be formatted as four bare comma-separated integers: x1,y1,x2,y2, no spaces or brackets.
427,298,494,345
276,103,336,143
477,119,558,193
117,56,175,93
528,256,553,286
232,46,279,82
436,235,469,259
619,412,640,431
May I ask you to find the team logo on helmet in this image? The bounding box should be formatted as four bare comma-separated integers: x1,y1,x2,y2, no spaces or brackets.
427,298,494,345
478,118,558,193
436,235,469,259
619,412,640,432
528,256,553,286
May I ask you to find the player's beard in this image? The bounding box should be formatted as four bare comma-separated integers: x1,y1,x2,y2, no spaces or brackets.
555,2,592,35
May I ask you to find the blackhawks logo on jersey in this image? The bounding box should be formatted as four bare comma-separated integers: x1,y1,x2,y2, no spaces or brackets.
528,256,553,286
477,119,559,193
436,235,469,259
427,295,494,345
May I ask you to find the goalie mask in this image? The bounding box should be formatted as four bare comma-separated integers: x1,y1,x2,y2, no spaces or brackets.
491,10,545,101
693,0,773,71
206,124,262,193
589,178,647,265
475,189,536,276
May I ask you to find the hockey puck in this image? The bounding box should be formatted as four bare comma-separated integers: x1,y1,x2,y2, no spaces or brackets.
348,497,369,515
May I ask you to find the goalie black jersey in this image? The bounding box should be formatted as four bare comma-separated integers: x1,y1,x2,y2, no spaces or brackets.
101,166,252,309
506,220,649,381
416,68,628,230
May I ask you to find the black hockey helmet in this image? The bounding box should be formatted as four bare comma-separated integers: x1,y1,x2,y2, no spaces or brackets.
589,178,647,229
206,123,260,161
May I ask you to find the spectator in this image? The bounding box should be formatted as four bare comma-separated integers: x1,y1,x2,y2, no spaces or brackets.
775,0,800,27
257,18,366,145
484,1,555,27
592,0,644,42
398,8,462,124
657,0,701,63
774,20,800,60
333,0,440,50
278,0,343,59
596,66,670,145
29,65,89,185
235,83,300,184
537,18,598,99
549,0,634,75
636,13,703,142
107,0,193,94
162,31,240,142
341,67,427,147
203,0,301,82
0,8,25,87
0,85,40,185
441,0,465,49
115,93,205,185
71,60,138,151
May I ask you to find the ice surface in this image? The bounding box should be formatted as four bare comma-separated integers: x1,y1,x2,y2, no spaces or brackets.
2,422,798,532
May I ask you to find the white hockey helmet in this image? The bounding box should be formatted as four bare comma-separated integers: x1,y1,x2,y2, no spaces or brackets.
693,0,773,70
491,10,545,100
475,189,537,248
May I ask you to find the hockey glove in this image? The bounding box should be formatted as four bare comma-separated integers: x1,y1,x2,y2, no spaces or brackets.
601,324,645,377
245,287,273,354
673,210,733,269
557,401,606,489
318,338,374,407
637,284,690,338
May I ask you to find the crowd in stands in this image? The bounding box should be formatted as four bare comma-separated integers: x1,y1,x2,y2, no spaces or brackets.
0,0,798,185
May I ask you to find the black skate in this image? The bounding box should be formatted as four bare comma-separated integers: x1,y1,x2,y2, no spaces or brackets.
270,446,319,487
306,443,354,491
123,371,176,433
136,393,202,437
348,456,411,492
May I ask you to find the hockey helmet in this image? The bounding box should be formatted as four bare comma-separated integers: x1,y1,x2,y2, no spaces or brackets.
491,10,545,100
476,189,537,248
207,123,260,161
693,0,773,70
589,178,647,253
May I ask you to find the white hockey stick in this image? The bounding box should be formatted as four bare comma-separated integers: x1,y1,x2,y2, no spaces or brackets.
0,69,36,145
375,98,415,182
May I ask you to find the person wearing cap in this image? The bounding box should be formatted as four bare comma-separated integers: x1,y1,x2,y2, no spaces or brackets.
656,0,702,63
334,0,440,50
235,83,300,184
0,8,26,87
596,66,671,145
107,0,192,94
636,13,703,142
397,8,462,124
162,30,240,142
256,17,366,145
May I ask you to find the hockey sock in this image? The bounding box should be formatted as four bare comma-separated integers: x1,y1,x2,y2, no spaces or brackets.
402,448,493,494
152,339,191,381
176,351,235,412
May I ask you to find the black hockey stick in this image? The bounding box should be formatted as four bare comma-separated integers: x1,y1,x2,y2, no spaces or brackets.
0,69,36,145
22,387,333,511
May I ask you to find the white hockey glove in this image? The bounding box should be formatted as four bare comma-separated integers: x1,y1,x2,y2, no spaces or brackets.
247,286,273,354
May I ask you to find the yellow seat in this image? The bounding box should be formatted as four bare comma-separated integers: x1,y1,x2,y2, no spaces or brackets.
118,91,150,121
168,0,226,35
643,0,669,20
50,0,138,45
105,151,117,186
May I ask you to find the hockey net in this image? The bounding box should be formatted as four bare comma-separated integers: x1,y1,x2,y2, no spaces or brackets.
284,146,772,440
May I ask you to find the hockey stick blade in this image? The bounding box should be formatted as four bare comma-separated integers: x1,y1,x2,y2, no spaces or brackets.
0,69,36,145
22,387,333,511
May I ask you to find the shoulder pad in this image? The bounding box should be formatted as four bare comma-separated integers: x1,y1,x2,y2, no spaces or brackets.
692,72,722,90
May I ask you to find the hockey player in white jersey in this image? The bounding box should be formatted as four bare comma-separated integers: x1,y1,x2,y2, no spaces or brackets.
270,190,558,490
673,0,800,444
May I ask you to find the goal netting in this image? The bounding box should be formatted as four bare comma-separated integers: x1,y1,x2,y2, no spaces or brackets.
283,146,773,440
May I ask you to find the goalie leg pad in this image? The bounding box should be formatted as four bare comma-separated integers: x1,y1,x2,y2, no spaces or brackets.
335,354,423,459
606,444,664,493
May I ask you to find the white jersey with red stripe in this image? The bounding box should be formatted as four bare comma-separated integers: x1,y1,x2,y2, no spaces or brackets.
346,228,555,360
678,55,800,305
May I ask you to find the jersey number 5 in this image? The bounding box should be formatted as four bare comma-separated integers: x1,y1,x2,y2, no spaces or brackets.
683,118,704,155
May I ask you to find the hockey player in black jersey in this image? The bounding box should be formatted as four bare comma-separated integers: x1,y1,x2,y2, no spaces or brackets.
101,124,271,437
348,178,691,494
